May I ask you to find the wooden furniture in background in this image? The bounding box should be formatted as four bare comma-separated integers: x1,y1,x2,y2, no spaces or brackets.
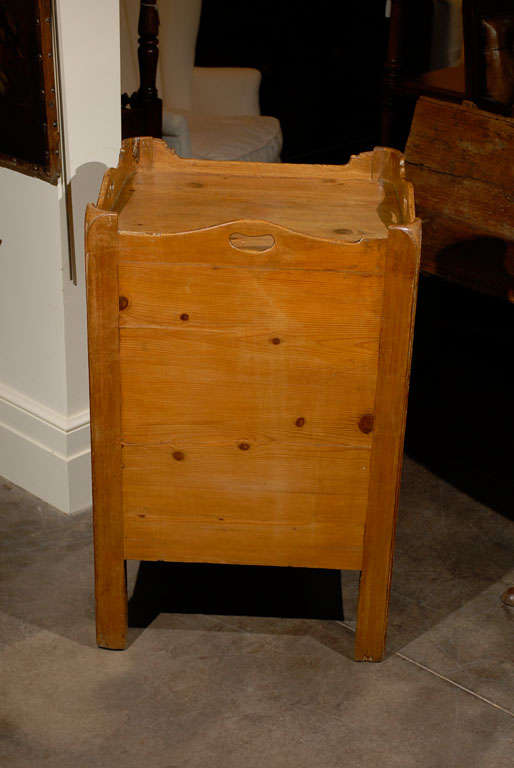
86,138,420,661
404,96,513,611
463,0,514,114
121,0,162,140
405,96,514,301
382,0,514,148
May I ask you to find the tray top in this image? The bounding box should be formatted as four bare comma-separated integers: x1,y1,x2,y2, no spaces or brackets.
98,138,415,243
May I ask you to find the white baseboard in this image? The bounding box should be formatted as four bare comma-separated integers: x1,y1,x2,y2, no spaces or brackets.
0,383,91,514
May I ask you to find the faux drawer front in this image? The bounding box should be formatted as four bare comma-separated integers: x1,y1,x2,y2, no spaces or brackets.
119,262,384,569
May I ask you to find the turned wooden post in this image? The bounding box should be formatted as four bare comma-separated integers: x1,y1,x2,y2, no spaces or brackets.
122,0,162,139
381,0,405,148
138,0,160,104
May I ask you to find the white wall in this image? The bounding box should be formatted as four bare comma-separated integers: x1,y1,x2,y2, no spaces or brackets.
0,172,67,412
0,0,121,513
59,0,122,416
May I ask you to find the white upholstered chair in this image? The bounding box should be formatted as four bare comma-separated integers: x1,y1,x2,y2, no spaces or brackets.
120,0,282,162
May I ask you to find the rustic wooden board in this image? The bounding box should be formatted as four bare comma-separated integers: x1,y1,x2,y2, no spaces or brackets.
120,328,379,447
117,224,388,272
119,261,379,569
118,263,384,329
113,140,407,242
406,163,514,242
123,443,369,569
416,213,514,300
118,265,382,449
405,96,514,300
124,514,365,571
117,170,389,240
405,97,514,191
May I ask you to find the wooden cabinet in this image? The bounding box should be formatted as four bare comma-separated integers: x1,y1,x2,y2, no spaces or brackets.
86,138,420,661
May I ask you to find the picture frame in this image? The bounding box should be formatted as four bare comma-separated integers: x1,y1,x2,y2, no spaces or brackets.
0,0,60,184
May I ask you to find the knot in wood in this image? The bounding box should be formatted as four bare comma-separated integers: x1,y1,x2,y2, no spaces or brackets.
358,413,374,434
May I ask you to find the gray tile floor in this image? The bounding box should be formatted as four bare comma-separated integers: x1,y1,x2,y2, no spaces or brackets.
1,457,512,767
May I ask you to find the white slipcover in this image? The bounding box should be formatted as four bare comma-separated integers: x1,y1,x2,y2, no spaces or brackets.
166,112,283,162
120,0,282,162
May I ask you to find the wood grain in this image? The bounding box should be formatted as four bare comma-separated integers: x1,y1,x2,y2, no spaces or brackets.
119,261,379,570
85,206,127,650
118,222,388,272
113,139,410,243
86,138,420,660
355,223,421,662
406,164,514,242
123,443,369,569
120,327,379,448
117,171,389,241
405,97,514,300
405,97,514,191
119,262,382,441
118,263,383,328
125,515,364,571
119,265,382,450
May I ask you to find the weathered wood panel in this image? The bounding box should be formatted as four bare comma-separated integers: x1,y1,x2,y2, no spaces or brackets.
405,96,514,300
405,97,514,191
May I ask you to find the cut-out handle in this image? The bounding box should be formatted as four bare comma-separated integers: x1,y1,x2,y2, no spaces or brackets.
229,232,275,253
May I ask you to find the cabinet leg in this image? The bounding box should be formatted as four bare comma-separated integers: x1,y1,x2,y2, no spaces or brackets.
94,557,127,650
354,564,392,662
